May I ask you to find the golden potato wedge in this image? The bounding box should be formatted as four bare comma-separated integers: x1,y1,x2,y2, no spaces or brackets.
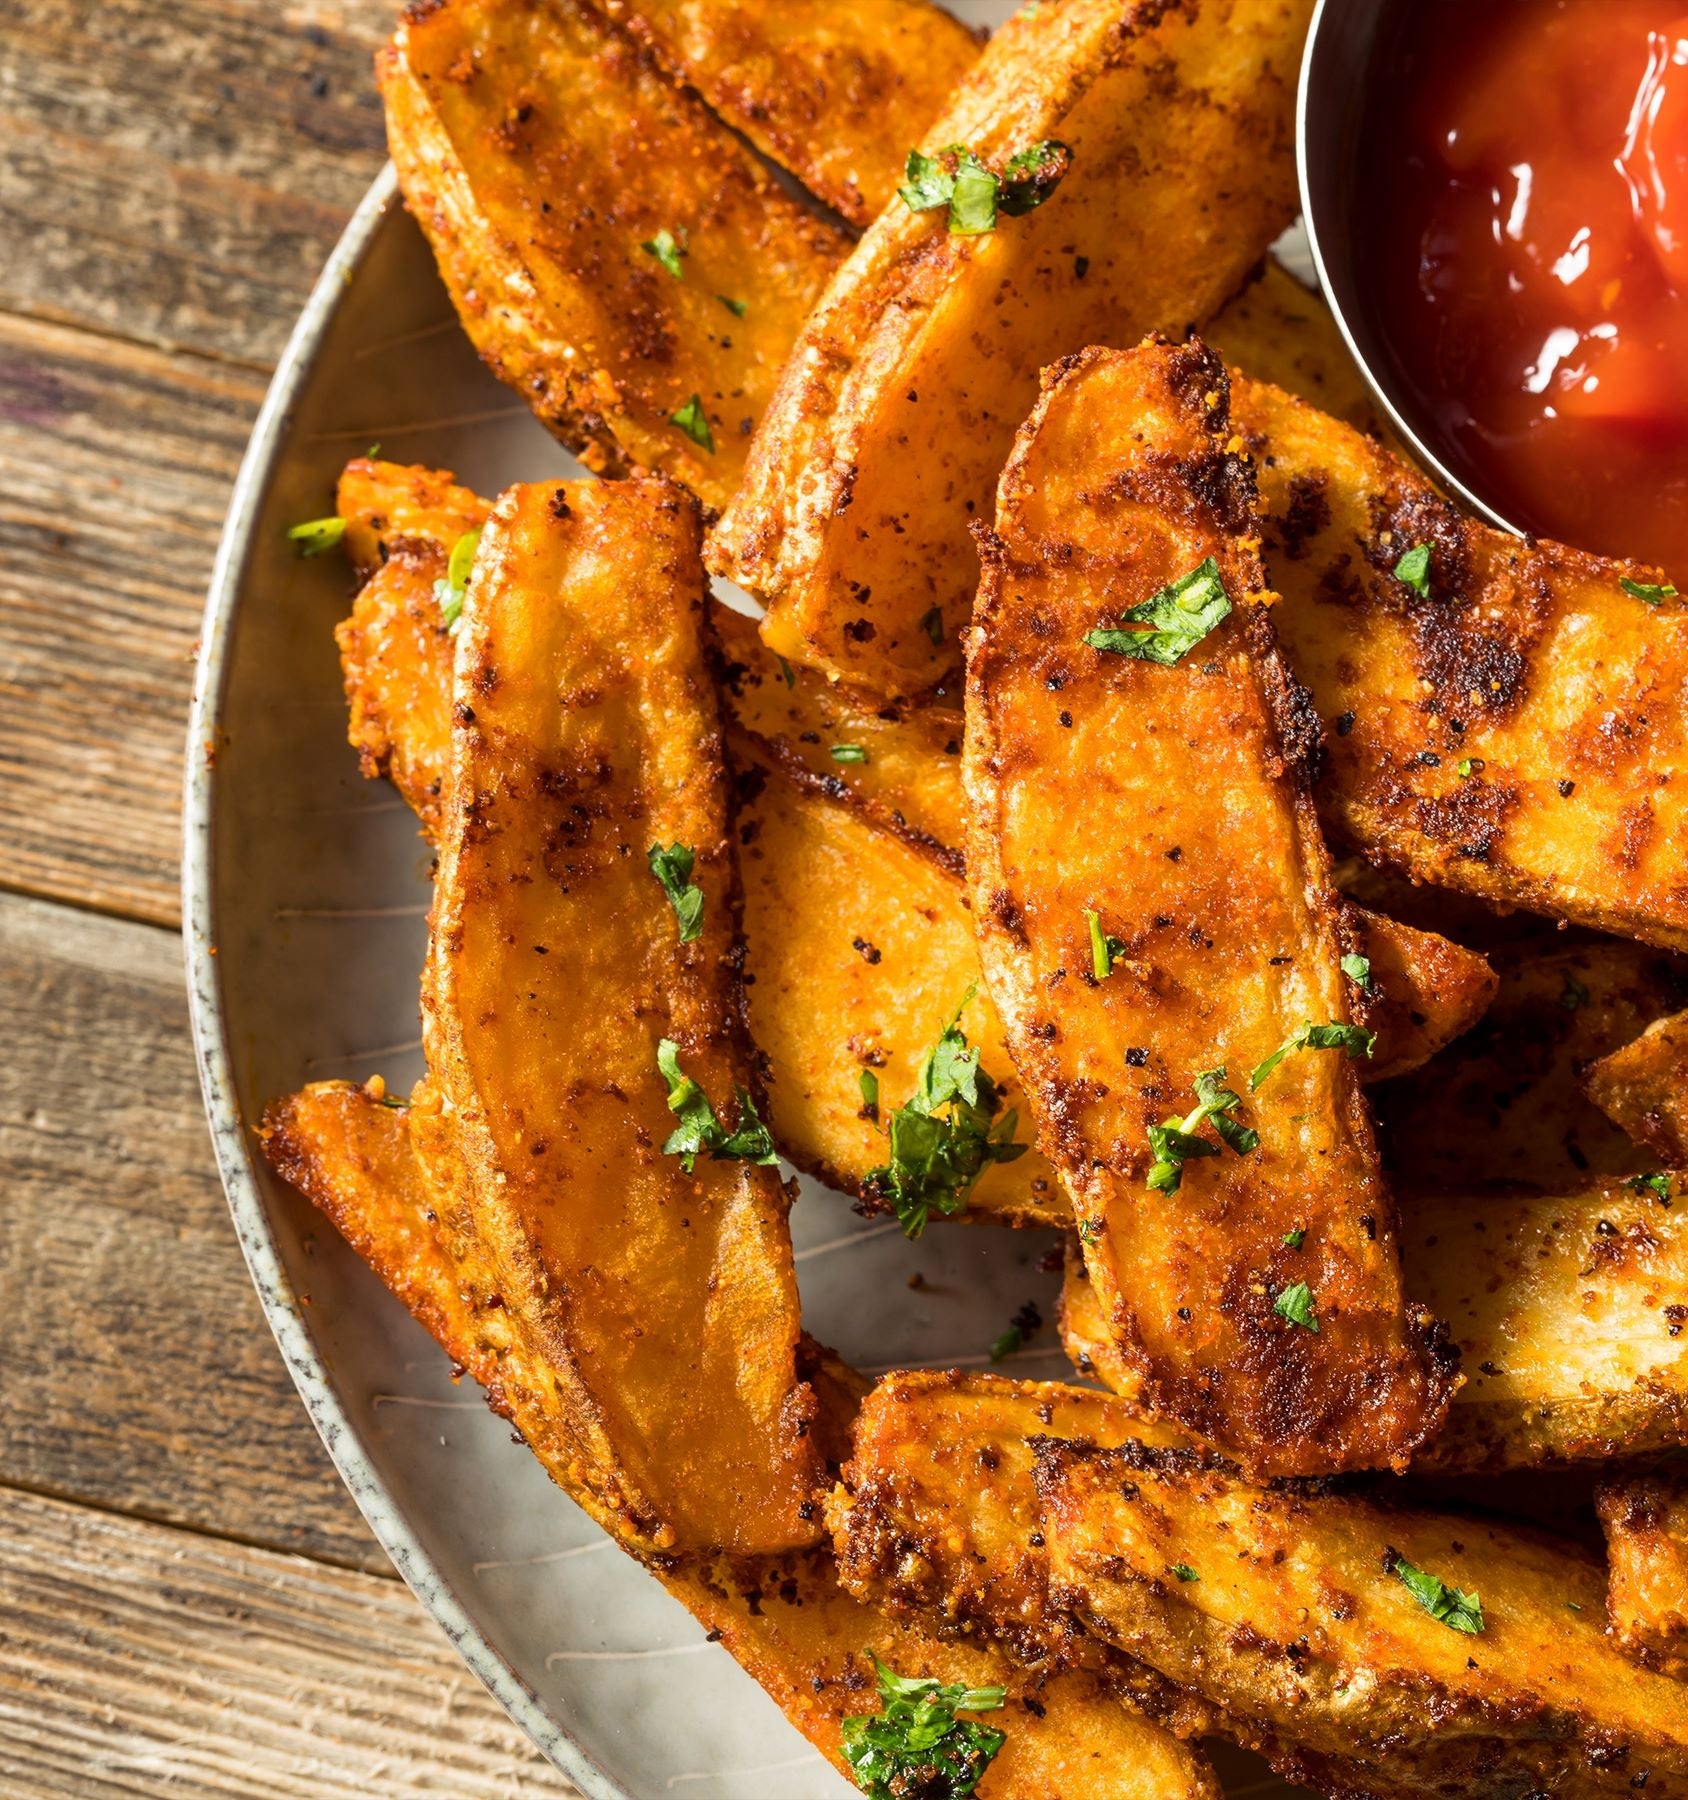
420,477,822,1556
335,456,488,581
713,0,1311,694
261,1082,1219,1798
1589,1011,1688,1168
1376,941,1688,1196
967,338,1453,1476
1239,374,1688,951
1036,1437,1688,1795
381,0,849,513
589,0,981,228
1597,1470,1688,1679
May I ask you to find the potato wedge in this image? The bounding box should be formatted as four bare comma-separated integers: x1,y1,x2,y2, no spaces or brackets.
1597,1470,1688,1679
263,1082,1219,1799
589,0,981,228
420,477,821,1556
1588,1011,1688,1167
713,0,1310,693
1376,941,1688,1196
967,338,1453,1475
381,0,849,513
1239,374,1688,951
1036,1437,1688,1795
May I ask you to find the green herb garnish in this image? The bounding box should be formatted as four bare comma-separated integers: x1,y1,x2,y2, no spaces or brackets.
1560,972,1590,1012
1273,1280,1319,1332
656,1039,777,1172
1283,1227,1306,1250
1622,577,1678,605
898,140,1070,237
1169,1563,1200,1583
831,744,868,764
1083,557,1232,666
840,1654,1006,1800
287,515,346,557
1628,1172,1673,1202
1394,542,1432,597
1340,953,1373,993
671,394,714,451
434,527,482,634
1388,1551,1484,1634
920,606,945,646
642,228,685,279
860,1068,880,1121
716,294,748,317
648,842,704,943
778,656,797,689
863,990,1026,1237
1146,1067,1258,1195
1086,909,1127,981
989,1325,1022,1362
999,140,1072,215
1457,756,1485,777
1250,1020,1376,1091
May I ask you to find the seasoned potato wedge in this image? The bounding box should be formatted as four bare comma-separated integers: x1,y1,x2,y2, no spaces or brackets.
1376,941,1688,1196
1588,1011,1688,1167
420,477,821,1555
1036,1438,1688,1795
713,0,1310,693
1239,375,1688,951
1597,1470,1688,1679
262,1082,1218,1798
381,0,848,512
589,0,981,227
967,339,1453,1476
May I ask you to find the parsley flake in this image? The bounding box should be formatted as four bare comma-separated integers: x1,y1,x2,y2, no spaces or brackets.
831,744,869,764
1084,557,1232,666
1146,1067,1258,1195
897,141,1070,237
1394,542,1432,597
989,1324,1022,1362
647,842,704,943
920,605,945,646
1622,576,1678,605
1388,1550,1484,1634
1340,953,1373,993
859,1069,881,1122
863,990,1026,1237
288,515,346,557
1560,972,1590,1012
671,394,715,451
434,527,481,634
778,656,797,688
1169,1563,1200,1583
641,228,685,279
840,1654,1005,1800
1273,1280,1319,1332
716,293,748,317
1076,1216,1103,1243
656,1039,777,1172
1283,1227,1306,1249
1628,1172,1673,1202
999,140,1072,215
1250,1020,1376,1091
1086,909,1127,981
1457,756,1485,777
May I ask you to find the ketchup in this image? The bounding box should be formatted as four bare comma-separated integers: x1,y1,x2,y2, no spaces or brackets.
1357,0,1688,575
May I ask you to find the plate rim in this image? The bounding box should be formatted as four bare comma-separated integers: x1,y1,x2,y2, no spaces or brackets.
180,160,639,1800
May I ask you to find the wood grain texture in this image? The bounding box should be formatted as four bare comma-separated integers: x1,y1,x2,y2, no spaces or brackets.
0,890,380,1568
0,1485,574,1797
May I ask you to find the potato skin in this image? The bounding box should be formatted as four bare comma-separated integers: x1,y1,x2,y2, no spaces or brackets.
1587,1009,1688,1168
713,0,1311,694
966,338,1454,1477
1598,1470,1688,1680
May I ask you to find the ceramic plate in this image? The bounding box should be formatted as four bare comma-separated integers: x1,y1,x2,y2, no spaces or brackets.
184,11,1309,1792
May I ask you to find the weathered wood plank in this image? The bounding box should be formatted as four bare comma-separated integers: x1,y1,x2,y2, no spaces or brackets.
0,890,382,1567
0,312,266,925
0,1485,575,1797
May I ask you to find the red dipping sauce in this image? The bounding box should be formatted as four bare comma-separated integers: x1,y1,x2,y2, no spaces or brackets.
1357,0,1688,575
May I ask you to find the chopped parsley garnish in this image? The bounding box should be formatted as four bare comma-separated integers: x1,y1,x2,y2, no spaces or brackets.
1083,557,1232,666
1394,542,1432,597
1622,576,1678,605
989,1324,1022,1362
1250,1020,1377,1091
1388,1550,1484,1634
1169,1563,1200,1583
671,394,715,451
1086,909,1126,980
287,515,346,557
1456,756,1485,777
434,527,481,634
641,228,685,279
1273,1280,1319,1332
1076,1216,1103,1243
1559,972,1590,1012
840,1654,1006,1800
647,842,704,942
898,140,1070,236
859,1068,880,1121
778,656,797,688
863,989,1026,1237
716,293,748,317
831,744,869,764
920,605,945,646
1340,953,1373,993
656,1039,777,1172
1283,1227,1306,1249
1146,1067,1258,1195
1628,1172,1673,1202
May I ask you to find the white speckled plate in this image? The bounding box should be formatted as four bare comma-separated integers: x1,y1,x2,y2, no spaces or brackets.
183,9,1308,1793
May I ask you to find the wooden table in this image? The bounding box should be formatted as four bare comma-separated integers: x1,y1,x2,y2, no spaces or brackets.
0,4,577,1790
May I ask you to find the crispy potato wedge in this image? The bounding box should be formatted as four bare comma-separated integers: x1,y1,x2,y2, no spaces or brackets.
335,457,489,581
420,477,822,1555
262,1082,1218,1797
1036,1438,1688,1796
967,339,1453,1475
713,0,1310,693
1238,374,1688,951
1067,1173,1688,1472
1589,1011,1688,1167
381,0,849,513
1376,941,1688,1196
1597,1470,1688,1679
589,0,981,228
